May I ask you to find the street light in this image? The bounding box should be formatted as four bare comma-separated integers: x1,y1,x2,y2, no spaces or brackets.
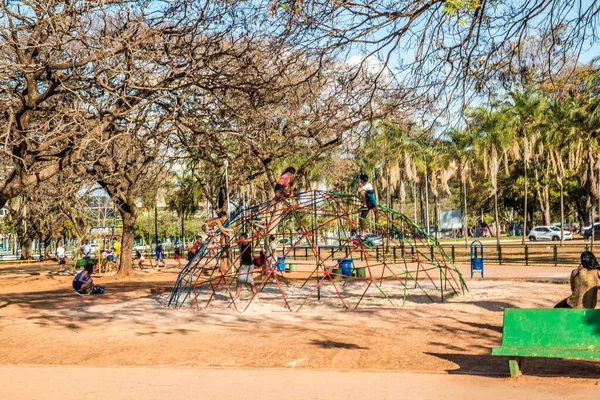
224,159,231,220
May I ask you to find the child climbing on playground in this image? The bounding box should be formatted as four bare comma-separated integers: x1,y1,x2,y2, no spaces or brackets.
188,235,203,260
202,211,233,245
356,174,377,239
232,232,259,303
272,166,296,203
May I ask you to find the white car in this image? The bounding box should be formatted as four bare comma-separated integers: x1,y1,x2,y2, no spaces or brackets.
528,226,573,241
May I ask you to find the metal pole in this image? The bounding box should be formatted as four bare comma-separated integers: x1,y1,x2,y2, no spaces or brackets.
424,153,430,235
224,160,231,219
314,190,320,301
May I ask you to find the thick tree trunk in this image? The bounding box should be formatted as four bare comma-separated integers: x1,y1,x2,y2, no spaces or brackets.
19,235,33,260
116,211,136,278
44,236,53,259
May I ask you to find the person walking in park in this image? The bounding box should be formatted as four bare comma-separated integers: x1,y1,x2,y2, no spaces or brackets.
232,233,258,304
555,251,600,309
356,174,377,239
81,239,92,259
264,235,278,282
155,241,164,269
173,243,182,267
56,241,66,272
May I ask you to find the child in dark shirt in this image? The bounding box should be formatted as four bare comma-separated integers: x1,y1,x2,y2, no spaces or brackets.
232,233,258,303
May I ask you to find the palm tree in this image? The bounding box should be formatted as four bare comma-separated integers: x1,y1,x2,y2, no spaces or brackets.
469,105,517,247
442,127,476,247
504,87,543,243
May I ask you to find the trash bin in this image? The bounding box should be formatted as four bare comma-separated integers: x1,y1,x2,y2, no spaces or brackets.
334,258,356,277
276,256,286,272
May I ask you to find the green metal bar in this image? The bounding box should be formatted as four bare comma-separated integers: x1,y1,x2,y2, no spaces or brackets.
393,247,397,263
553,245,558,266
525,245,529,266
451,245,455,263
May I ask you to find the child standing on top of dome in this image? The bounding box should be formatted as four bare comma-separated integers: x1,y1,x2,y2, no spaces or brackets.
356,174,377,239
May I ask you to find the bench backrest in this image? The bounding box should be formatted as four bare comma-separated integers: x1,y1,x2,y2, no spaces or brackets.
502,308,600,349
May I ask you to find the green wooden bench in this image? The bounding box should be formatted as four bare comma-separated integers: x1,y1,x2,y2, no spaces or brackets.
492,308,600,377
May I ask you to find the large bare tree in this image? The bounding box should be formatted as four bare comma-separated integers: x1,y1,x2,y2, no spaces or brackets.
269,0,600,114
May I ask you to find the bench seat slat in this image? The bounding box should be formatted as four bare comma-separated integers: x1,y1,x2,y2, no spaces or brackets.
493,346,600,359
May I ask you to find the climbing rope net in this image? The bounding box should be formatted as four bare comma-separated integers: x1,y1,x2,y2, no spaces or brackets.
167,191,467,312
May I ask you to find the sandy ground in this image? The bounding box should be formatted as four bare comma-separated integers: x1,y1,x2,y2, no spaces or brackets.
2,366,599,400
1,260,600,399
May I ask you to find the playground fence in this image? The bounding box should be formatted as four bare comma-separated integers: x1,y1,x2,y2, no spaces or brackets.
211,242,593,268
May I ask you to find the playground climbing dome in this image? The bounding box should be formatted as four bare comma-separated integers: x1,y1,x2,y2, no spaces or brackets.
167,191,467,312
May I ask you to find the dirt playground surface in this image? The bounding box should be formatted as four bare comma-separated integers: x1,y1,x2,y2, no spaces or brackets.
1,260,600,398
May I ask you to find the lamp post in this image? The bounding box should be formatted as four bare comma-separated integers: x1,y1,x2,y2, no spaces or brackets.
224,159,231,219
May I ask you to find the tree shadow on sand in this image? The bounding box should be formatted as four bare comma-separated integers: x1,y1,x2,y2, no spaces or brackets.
309,339,369,350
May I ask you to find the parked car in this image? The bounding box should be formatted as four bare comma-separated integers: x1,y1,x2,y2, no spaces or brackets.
528,225,573,241
583,223,600,241
132,244,150,252
363,235,383,246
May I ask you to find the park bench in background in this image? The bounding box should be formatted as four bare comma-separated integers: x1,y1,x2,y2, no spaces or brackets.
492,308,600,377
